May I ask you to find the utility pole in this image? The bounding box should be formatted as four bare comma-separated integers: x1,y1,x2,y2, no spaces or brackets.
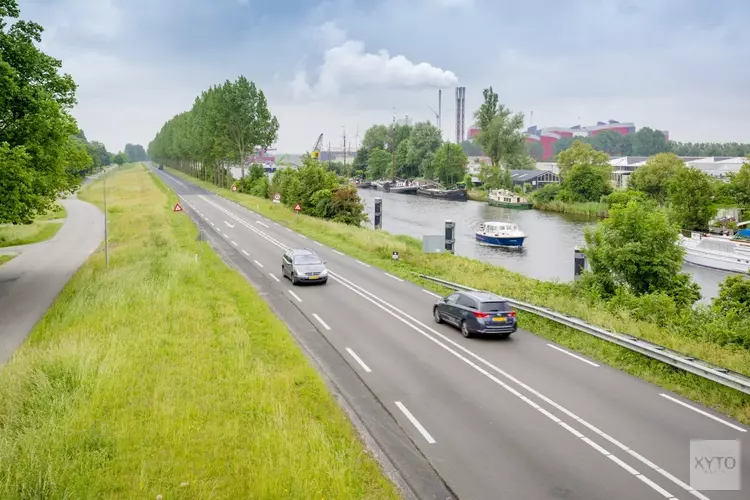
342,127,347,168
103,167,109,270
390,115,396,181
328,141,332,170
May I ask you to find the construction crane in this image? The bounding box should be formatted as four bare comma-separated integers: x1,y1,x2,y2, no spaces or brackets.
311,133,323,160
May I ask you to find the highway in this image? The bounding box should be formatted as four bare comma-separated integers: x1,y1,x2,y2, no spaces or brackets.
153,167,749,500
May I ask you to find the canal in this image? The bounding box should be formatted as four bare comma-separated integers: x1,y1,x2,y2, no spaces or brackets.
356,188,731,303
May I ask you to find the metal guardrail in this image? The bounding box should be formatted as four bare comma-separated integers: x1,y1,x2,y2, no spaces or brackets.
418,274,750,396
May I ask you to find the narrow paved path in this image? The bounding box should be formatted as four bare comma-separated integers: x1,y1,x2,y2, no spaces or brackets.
0,195,104,364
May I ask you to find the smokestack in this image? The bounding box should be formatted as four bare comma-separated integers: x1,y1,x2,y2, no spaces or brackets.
438,89,442,137
455,86,466,144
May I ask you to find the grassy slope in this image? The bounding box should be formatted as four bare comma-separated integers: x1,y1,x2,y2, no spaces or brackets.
0,164,399,499
0,255,14,266
166,167,750,424
533,199,609,218
0,222,63,248
35,204,67,221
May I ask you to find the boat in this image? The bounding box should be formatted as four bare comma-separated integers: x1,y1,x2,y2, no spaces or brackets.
680,228,750,273
487,189,533,210
354,178,373,189
373,179,419,194
475,221,527,247
417,183,468,202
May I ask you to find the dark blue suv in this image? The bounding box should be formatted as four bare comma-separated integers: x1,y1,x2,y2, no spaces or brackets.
433,291,517,338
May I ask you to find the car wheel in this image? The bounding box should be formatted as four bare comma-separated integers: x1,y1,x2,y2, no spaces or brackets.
282,266,287,279
291,274,298,286
321,278,328,285
433,307,443,324
460,320,473,338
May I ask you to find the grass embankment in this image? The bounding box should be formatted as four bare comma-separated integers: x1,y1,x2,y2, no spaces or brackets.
0,164,399,499
467,189,486,202
167,166,750,424
0,254,15,266
533,199,609,218
0,203,67,248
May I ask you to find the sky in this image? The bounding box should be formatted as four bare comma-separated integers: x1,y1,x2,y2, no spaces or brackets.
18,0,750,154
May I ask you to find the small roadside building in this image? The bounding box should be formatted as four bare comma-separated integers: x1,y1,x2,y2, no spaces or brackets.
509,170,560,191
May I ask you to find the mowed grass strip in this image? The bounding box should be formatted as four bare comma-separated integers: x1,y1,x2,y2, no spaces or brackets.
0,254,15,266
166,167,750,425
0,221,63,248
0,164,399,500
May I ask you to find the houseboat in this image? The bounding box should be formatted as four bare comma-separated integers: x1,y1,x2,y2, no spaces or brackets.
475,221,527,247
417,183,468,202
487,189,533,210
680,228,750,273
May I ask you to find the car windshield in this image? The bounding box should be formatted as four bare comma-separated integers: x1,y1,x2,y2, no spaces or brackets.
294,254,320,265
479,301,511,313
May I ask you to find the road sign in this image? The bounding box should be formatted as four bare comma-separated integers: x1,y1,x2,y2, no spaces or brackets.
231,185,237,191
273,193,281,204
173,203,183,212
294,203,301,212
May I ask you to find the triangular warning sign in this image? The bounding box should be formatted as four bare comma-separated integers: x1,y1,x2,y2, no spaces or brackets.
173,203,183,212
294,204,301,211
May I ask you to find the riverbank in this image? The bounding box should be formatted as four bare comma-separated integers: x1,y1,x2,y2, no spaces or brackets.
0,164,399,499
533,199,609,218
166,166,750,424
467,188,486,202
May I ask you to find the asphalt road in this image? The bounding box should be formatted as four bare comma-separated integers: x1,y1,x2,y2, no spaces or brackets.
0,194,104,365
153,167,749,500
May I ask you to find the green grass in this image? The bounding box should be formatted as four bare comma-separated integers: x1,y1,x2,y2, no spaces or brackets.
0,222,63,248
0,254,15,267
166,166,750,425
467,189,487,202
0,164,399,499
35,204,67,221
534,199,609,218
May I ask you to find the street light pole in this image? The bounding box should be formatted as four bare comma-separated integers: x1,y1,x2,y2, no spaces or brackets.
103,167,109,269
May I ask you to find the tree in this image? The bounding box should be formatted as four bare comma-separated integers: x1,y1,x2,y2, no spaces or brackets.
406,122,442,178
479,163,512,190
526,141,544,161
0,0,90,223
366,148,391,180
113,152,128,165
631,127,670,156
628,153,685,204
590,131,632,156
361,124,389,152
460,140,484,157
583,200,700,307
472,89,527,170
713,275,750,315
124,143,148,162
556,141,612,202
666,167,715,231
433,143,468,185
395,139,417,178
728,162,750,208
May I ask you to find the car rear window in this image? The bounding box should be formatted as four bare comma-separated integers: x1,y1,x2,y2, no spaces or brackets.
294,254,320,265
479,301,511,313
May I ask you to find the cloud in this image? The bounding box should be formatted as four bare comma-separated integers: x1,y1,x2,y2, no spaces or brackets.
291,26,459,100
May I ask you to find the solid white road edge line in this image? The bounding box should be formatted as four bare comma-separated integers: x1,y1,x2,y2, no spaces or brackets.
345,348,372,373
241,249,249,256
254,260,264,268
395,401,436,444
659,394,747,433
356,260,370,267
546,343,600,368
269,274,280,283
314,241,323,246
256,221,269,228
194,192,691,499
333,250,344,256
312,313,331,330
288,290,302,303
385,272,404,282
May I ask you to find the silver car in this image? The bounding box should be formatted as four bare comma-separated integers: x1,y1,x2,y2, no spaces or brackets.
282,248,328,285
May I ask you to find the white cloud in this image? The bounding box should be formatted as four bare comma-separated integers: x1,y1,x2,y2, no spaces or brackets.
291,29,459,100
316,21,347,47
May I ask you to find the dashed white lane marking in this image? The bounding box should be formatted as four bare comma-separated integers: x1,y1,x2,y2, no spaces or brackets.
269,274,280,282
256,221,269,228
312,313,330,330
659,394,747,433
254,260,264,268
224,221,234,228
231,241,238,247
222,233,229,238
385,272,404,282
241,249,249,256
333,250,344,256
345,348,372,373
356,260,370,268
422,289,441,298
288,290,302,303
395,402,436,444
546,344,600,368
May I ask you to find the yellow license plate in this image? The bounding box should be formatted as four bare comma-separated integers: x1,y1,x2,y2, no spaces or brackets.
493,317,507,322
308,276,319,279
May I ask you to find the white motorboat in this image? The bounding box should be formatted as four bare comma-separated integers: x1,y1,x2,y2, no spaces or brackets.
680,231,750,273
475,221,527,247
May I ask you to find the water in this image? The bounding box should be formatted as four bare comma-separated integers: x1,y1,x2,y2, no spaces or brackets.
356,189,730,302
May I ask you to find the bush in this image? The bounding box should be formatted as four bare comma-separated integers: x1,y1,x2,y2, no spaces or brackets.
532,183,561,203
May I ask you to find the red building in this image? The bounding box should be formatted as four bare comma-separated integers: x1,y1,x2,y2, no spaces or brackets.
524,120,638,160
